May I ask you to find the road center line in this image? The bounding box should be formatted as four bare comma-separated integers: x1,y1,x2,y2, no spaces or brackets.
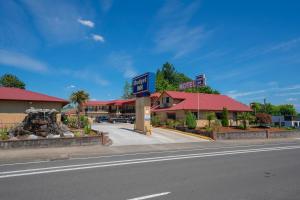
127,192,171,200
0,145,300,178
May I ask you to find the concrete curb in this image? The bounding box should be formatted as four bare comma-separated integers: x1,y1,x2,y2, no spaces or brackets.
157,127,213,141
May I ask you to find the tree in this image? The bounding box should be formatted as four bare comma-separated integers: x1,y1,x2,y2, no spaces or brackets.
155,62,191,92
250,102,296,116
237,112,254,130
206,112,216,128
221,107,229,127
278,104,297,116
122,81,134,99
0,74,25,89
256,113,272,126
70,90,90,128
185,112,197,129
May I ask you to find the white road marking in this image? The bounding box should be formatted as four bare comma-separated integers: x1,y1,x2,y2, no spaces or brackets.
0,145,300,179
127,192,170,200
1,142,298,167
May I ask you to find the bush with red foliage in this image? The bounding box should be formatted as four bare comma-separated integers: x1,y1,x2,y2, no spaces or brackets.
256,113,272,125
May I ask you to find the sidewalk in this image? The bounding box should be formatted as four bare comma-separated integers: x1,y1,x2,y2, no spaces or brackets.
0,138,299,164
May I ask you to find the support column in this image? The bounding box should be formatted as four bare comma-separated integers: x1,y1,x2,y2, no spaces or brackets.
135,96,151,135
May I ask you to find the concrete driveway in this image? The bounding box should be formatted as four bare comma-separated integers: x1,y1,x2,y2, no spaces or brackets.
92,123,208,146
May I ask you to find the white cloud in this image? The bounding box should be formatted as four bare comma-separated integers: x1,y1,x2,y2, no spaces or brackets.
78,18,94,28
66,84,76,89
58,68,109,86
286,98,297,102
107,52,137,78
263,37,300,53
226,90,266,98
0,49,48,72
276,92,300,97
22,0,87,44
92,34,105,42
153,0,211,58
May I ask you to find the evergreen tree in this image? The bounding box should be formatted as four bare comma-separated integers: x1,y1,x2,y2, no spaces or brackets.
221,107,229,127
0,74,25,89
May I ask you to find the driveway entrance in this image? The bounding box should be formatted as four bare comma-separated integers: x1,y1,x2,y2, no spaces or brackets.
92,123,208,146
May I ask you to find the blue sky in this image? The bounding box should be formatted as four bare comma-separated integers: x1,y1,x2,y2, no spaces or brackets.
0,0,300,111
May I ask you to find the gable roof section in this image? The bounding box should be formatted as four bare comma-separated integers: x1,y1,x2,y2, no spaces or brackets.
153,91,252,112
0,87,69,105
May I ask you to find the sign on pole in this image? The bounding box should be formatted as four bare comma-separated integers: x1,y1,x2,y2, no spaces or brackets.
132,72,155,97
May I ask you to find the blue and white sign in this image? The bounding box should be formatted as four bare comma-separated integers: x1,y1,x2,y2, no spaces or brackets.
132,72,156,96
179,74,206,90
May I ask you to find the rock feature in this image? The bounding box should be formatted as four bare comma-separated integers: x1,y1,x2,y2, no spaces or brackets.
9,108,72,138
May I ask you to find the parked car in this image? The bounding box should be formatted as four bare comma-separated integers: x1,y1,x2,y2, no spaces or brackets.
95,116,108,123
108,115,135,124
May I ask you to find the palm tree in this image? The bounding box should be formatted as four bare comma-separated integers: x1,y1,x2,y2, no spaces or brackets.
237,112,254,130
70,90,89,128
206,112,216,128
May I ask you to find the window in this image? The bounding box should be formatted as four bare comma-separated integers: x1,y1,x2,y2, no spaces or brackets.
215,112,222,120
167,113,176,120
192,112,198,119
166,97,170,103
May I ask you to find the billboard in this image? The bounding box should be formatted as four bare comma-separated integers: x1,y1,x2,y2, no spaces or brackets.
132,72,156,96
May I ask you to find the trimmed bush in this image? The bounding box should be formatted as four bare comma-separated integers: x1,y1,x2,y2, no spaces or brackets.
221,107,229,127
185,112,197,129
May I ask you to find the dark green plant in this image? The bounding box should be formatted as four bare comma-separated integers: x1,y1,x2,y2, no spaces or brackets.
185,112,197,129
237,112,254,130
206,112,216,128
84,124,91,135
0,128,9,140
151,115,160,127
221,107,229,127
166,119,175,128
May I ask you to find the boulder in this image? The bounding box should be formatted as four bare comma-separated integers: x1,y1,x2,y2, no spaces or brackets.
63,131,74,138
27,134,38,140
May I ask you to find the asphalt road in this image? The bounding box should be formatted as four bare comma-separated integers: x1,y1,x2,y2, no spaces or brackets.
1,141,300,200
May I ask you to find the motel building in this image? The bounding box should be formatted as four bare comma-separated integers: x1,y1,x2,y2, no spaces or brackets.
0,87,69,127
83,91,251,127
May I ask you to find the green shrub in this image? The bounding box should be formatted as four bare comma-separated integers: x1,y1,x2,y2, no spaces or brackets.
205,125,212,132
211,120,221,132
151,116,160,127
221,107,229,127
67,116,78,128
80,116,89,127
0,128,9,140
74,131,82,137
160,121,166,126
185,112,197,129
84,124,91,135
206,112,216,128
166,119,175,128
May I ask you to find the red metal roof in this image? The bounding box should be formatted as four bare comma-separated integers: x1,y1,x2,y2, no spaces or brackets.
150,92,161,99
84,101,111,106
84,99,135,106
152,91,252,112
0,87,69,105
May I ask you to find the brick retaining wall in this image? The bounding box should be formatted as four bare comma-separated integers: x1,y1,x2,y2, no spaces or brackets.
216,130,300,140
0,132,111,149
